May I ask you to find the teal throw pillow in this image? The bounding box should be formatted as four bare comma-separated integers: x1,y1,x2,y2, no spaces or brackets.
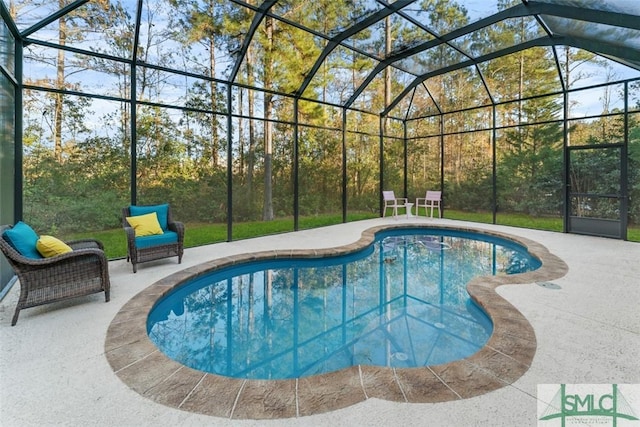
2,221,43,259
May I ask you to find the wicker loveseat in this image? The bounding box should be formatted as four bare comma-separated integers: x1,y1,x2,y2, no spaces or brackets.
122,204,184,273
0,224,111,326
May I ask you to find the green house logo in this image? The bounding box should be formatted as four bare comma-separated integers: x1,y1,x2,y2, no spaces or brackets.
539,384,639,426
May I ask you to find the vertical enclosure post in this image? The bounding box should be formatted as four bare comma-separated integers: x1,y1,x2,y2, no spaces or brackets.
342,108,347,223
562,88,570,233
14,33,23,222
492,105,497,224
293,98,299,230
226,83,233,242
130,0,143,206
379,115,385,215
439,114,445,216
621,81,629,240
403,120,408,200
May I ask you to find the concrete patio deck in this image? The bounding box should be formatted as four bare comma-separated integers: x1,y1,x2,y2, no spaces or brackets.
1,218,638,426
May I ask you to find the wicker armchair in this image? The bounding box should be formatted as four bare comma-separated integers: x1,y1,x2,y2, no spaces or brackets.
0,225,111,326
122,204,184,273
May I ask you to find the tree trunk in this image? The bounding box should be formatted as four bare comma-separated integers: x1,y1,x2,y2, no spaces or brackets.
209,35,218,167
54,2,67,163
247,46,255,194
262,16,274,221
238,83,244,176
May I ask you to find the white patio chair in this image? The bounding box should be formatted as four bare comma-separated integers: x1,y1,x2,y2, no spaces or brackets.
416,190,441,218
383,190,407,218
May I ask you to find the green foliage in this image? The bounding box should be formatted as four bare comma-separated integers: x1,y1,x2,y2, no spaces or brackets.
11,0,640,253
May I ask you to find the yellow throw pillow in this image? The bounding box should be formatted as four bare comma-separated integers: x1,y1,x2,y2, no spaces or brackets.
126,212,164,237
36,235,73,258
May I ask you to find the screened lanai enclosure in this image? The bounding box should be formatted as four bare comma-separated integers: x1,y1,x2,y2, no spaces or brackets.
1,0,640,291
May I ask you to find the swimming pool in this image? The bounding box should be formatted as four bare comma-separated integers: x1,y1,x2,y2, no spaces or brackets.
147,228,541,380
106,223,568,418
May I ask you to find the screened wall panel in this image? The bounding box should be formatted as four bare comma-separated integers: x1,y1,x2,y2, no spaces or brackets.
298,100,342,129
22,96,130,248
458,16,546,58
557,49,640,90
403,84,440,120
495,123,563,223
22,3,136,60
139,69,228,113
298,125,343,229
385,117,404,138
136,105,229,244
23,47,127,99
568,147,621,221
139,0,245,80
231,118,294,239
631,82,640,112
231,116,262,223
1,18,14,70
142,99,228,228
444,107,492,134
568,113,626,147
482,47,561,102
135,103,187,205
434,66,491,112
346,130,379,216
233,87,265,119
443,131,493,221
568,84,625,120
628,112,640,232
382,135,404,198
406,115,439,139
496,94,562,128
0,69,15,292
407,136,440,211
236,22,316,93
271,122,295,219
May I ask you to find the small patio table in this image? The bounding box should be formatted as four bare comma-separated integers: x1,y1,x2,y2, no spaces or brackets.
405,202,414,219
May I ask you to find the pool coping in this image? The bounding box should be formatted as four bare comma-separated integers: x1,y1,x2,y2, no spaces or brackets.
104,224,568,419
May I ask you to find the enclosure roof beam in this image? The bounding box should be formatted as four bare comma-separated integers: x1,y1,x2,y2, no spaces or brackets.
561,36,640,71
294,0,415,98
20,0,89,39
389,3,531,61
348,1,640,112
132,0,143,63
382,37,556,117
0,2,20,40
346,4,532,110
229,0,278,83
526,1,640,30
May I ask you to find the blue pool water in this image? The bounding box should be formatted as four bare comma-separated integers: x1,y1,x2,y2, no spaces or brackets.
147,228,541,380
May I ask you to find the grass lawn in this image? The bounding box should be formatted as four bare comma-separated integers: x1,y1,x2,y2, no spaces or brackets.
443,210,564,232
70,212,377,259
444,210,640,241
71,210,639,260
